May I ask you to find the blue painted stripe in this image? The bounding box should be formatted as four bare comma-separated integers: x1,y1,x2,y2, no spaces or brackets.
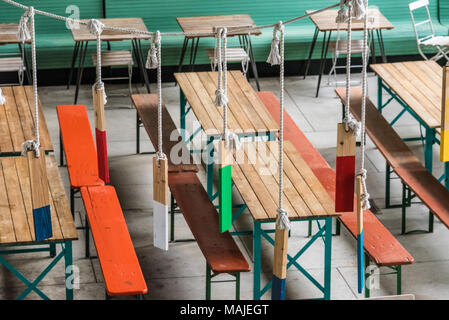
271,275,286,300
33,205,53,242
357,232,364,294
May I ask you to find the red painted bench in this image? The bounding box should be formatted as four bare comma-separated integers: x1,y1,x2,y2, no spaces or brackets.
258,91,414,297
57,105,104,215
335,87,449,233
81,185,148,298
132,93,250,299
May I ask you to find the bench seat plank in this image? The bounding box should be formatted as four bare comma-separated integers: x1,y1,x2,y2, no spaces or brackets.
80,185,148,296
259,91,414,267
57,105,105,188
169,172,250,274
131,94,198,173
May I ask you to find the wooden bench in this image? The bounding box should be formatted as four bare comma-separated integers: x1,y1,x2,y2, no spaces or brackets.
81,185,148,299
57,105,104,215
335,87,449,234
258,91,414,297
132,93,250,299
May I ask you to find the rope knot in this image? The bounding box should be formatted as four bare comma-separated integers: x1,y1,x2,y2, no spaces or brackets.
17,7,33,43
352,0,367,20
344,113,361,137
224,131,241,150
266,22,283,66
214,89,228,107
146,31,161,69
0,88,5,105
156,151,167,163
336,0,350,23
276,208,291,230
87,19,104,36
93,81,107,105
357,169,371,210
21,140,40,157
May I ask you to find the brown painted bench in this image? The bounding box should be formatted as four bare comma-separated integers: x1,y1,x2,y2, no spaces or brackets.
258,91,414,298
131,93,250,299
335,87,449,234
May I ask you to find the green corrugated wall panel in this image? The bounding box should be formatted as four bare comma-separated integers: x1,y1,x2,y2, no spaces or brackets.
0,0,448,69
439,0,449,27
0,0,102,69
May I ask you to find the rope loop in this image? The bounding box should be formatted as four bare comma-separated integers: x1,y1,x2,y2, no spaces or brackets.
352,0,367,20
224,130,241,150
344,113,361,137
0,88,5,105
156,151,167,164
276,208,291,231
266,22,283,66
357,169,371,210
17,7,32,42
146,31,160,69
336,0,350,23
214,27,229,107
87,19,104,36
21,140,40,157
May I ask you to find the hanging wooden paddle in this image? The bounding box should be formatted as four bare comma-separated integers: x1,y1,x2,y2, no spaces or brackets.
335,123,356,212
356,175,364,294
218,139,233,232
272,226,288,300
93,86,109,184
153,156,169,251
441,64,449,162
27,147,52,241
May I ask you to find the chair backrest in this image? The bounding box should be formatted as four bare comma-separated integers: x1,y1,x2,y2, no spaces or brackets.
409,0,435,44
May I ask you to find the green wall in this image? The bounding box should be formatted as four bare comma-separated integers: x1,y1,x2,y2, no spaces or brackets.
0,0,448,69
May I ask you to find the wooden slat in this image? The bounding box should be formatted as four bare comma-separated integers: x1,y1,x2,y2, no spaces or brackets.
0,161,16,244
176,14,261,38
13,86,35,145
2,87,25,153
306,8,394,32
0,24,31,44
0,90,13,153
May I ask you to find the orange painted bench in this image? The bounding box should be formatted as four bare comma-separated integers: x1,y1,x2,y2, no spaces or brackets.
81,185,148,298
57,105,104,214
257,91,414,297
335,87,449,233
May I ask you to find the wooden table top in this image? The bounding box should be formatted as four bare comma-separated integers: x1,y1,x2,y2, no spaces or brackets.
228,140,336,221
175,71,279,136
0,86,53,155
307,8,394,32
0,154,78,245
176,14,261,38
371,61,442,130
71,18,150,42
0,23,31,45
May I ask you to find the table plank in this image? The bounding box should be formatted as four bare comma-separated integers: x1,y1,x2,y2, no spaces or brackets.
0,23,31,44
0,162,16,244
2,87,25,153
71,18,150,42
307,8,394,32
176,14,261,38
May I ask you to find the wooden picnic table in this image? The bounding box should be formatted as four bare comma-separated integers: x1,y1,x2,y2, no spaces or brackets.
0,23,32,45
175,70,278,137
68,18,151,103
371,60,443,175
176,14,261,90
0,85,53,155
0,154,77,299
304,8,394,96
230,140,336,222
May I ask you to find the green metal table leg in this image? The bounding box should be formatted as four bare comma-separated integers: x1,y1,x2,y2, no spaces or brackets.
206,136,215,199
445,162,449,190
180,90,186,142
206,263,211,300
65,241,73,300
49,243,56,257
253,220,262,300
235,272,240,300
425,128,435,232
385,163,391,208
397,265,402,295
364,253,370,298
323,217,332,300
335,219,341,236
401,183,407,235
377,77,383,112
308,220,312,237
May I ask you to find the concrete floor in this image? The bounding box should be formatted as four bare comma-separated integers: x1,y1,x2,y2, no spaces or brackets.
1,71,449,300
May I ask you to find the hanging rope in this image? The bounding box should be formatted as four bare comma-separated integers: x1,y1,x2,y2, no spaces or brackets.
146,34,159,69
17,8,31,42
154,31,166,162
87,19,107,105
266,24,281,65
357,0,370,210
20,7,40,157
340,2,361,137
214,27,228,108
273,21,290,231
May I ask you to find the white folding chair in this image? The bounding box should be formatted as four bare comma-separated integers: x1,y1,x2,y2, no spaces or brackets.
409,0,449,62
